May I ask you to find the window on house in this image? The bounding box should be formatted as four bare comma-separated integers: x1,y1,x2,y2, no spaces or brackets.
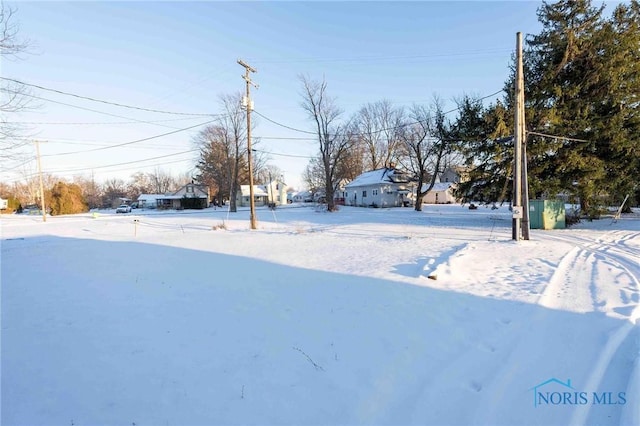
362,190,367,198
186,186,194,193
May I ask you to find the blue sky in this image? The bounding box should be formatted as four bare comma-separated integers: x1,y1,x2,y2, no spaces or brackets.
3,1,544,190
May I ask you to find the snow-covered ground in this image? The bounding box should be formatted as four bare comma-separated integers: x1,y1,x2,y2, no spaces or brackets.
2,204,639,425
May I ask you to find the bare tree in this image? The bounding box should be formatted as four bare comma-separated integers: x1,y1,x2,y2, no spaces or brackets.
254,163,283,185
0,3,30,59
149,167,175,194
302,156,325,194
73,173,102,209
174,170,195,188
101,178,127,208
194,92,248,212
1,3,35,161
352,100,404,170
123,171,152,200
398,99,453,211
299,75,353,211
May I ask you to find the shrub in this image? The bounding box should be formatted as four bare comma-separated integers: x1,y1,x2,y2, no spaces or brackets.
48,182,89,215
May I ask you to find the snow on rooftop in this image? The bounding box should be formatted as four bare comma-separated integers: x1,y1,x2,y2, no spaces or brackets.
345,168,410,188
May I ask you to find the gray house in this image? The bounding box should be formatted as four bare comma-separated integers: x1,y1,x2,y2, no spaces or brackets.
343,168,414,207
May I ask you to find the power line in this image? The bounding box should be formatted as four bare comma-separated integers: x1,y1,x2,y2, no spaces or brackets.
257,136,317,141
39,119,215,157
44,149,198,174
253,148,315,159
1,153,197,182
13,137,186,150
7,91,188,129
254,89,505,139
3,117,205,126
249,48,512,65
527,130,589,143
0,77,216,117
253,111,319,135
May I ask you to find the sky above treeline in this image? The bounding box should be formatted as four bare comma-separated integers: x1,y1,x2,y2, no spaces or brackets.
4,1,545,190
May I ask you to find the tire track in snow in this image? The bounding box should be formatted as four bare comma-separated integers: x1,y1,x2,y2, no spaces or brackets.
458,230,640,425
537,230,640,426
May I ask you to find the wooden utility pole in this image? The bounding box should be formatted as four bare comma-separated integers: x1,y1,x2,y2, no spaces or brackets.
512,32,524,241
35,140,47,222
238,59,258,230
518,32,530,240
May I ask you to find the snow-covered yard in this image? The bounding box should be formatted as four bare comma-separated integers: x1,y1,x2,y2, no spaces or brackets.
2,204,639,425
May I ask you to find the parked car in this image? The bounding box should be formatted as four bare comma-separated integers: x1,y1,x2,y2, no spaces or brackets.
116,204,132,213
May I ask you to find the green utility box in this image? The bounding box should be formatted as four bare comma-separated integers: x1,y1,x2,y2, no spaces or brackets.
529,199,566,229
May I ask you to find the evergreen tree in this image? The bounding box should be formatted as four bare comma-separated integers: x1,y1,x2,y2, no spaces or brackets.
452,96,514,204
524,0,640,214
457,0,639,213
592,1,640,208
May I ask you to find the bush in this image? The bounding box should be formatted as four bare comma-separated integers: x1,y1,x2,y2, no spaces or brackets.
48,182,89,215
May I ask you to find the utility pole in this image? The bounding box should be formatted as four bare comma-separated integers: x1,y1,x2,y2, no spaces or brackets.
520,78,530,240
512,32,524,241
34,140,47,222
238,59,258,230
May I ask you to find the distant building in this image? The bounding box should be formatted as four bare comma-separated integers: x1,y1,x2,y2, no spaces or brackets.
138,183,210,210
236,179,287,207
422,182,459,204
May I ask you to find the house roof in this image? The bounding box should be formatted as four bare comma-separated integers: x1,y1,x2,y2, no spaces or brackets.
172,184,209,198
239,185,268,197
421,182,456,192
137,194,165,201
345,168,412,188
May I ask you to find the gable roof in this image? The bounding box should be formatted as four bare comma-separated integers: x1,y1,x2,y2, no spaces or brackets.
421,182,456,192
239,185,268,197
345,168,412,188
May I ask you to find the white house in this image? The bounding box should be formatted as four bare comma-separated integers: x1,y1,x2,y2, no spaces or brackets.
291,191,313,203
422,182,459,204
236,180,287,207
439,165,469,183
236,185,269,207
343,168,414,208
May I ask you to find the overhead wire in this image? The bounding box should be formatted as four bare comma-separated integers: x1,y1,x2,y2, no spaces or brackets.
0,77,216,117
6,91,189,129
42,149,198,175
253,148,315,159
12,137,187,150
249,48,513,65
38,119,215,157
253,89,505,139
527,130,589,143
3,116,206,126
1,153,197,183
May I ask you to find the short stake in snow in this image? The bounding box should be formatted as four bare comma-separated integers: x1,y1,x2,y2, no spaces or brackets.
134,219,139,237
